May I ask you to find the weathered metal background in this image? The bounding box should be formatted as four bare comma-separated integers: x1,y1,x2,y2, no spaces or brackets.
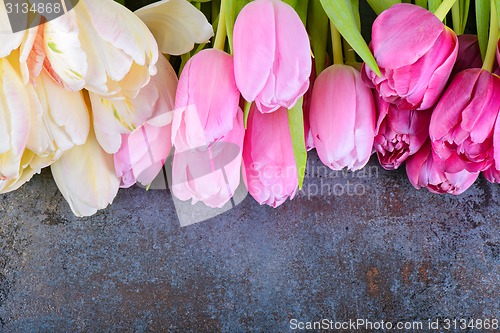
0,153,498,332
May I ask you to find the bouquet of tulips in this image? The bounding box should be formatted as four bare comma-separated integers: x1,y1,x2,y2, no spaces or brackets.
0,0,499,217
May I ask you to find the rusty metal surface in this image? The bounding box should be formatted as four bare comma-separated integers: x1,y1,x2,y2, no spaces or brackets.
0,153,499,332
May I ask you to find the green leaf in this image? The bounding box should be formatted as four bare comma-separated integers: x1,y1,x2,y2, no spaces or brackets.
320,0,380,76
114,0,125,4
283,0,309,25
365,0,400,15
496,0,500,27
428,0,442,12
287,98,307,189
225,0,251,55
307,0,329,74
460,0,470,32
476,0,490,60
415,0,428,8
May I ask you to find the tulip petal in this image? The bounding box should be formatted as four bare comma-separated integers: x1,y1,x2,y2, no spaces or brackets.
44,11,88,91
0,59,30,179
372,3,444,68
51,128,120,217
135,0,214,56
82,0,158,71
233,0,276,103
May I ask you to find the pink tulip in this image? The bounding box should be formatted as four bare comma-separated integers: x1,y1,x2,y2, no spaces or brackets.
483,165,500,183
406,141,479,195
171,112,245,208
242,105,298,207
362,3,458,110
450,34,483,77
170,49,244,208
374,95,431,170
309,65,376,171
172,49,240,150
233,0,311,113
429,68,500,173
302,62,316,151
114,55,177,187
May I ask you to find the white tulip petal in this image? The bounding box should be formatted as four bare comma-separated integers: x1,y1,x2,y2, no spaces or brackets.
51,129,120,217
135,0,214,55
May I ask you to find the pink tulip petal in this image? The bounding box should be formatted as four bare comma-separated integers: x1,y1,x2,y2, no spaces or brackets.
372,3,444,69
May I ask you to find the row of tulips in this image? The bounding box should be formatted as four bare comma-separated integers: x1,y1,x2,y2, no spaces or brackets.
0,0,499,216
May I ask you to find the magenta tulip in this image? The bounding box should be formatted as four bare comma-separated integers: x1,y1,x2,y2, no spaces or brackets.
309,65,376,171
450,34,483,77
406,141,479,195
233,0,311,113
429,68,500,173
362,3,458,110
374,95,431,170
171,112,245,208
173,49,240,150
242,105,298,207
483,165,500,183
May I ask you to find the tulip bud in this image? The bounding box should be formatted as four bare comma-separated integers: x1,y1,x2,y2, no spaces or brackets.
309,65,376,171
172,49,241,150
171,112,245,208
233,0,311,113
374,95,431,170
429,68,500,173
362,3,458,110
406,141,479,195
242,105,298,207
450,34,483,77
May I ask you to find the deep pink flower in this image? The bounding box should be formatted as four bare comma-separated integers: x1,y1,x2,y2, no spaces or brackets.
450,34,483,77
173,49,240,150
362,3,458,110
309,65,376,171
406,141,479,195
483,165,500,183
242,105,298,207
429,68,500,173
233,0,311,113
374,95,431,170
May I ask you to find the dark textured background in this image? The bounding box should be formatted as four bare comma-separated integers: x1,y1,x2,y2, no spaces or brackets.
0,153,499,332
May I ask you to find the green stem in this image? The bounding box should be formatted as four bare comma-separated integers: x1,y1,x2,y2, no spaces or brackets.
482,0,499,72
434,0,458,21
343,39,356,64
243,101,251,129
330,21,343,65
214,0,227,51
451,1,462,34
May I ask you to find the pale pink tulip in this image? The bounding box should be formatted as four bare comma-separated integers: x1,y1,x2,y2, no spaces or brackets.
172,49,240,150
374,95,431,170
406,141,479,195
171,112,245,208
309,65,376,171
362,3,458,110
242,105,298,207
233,0,311,113
430,68,500,173
114,56,178,188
